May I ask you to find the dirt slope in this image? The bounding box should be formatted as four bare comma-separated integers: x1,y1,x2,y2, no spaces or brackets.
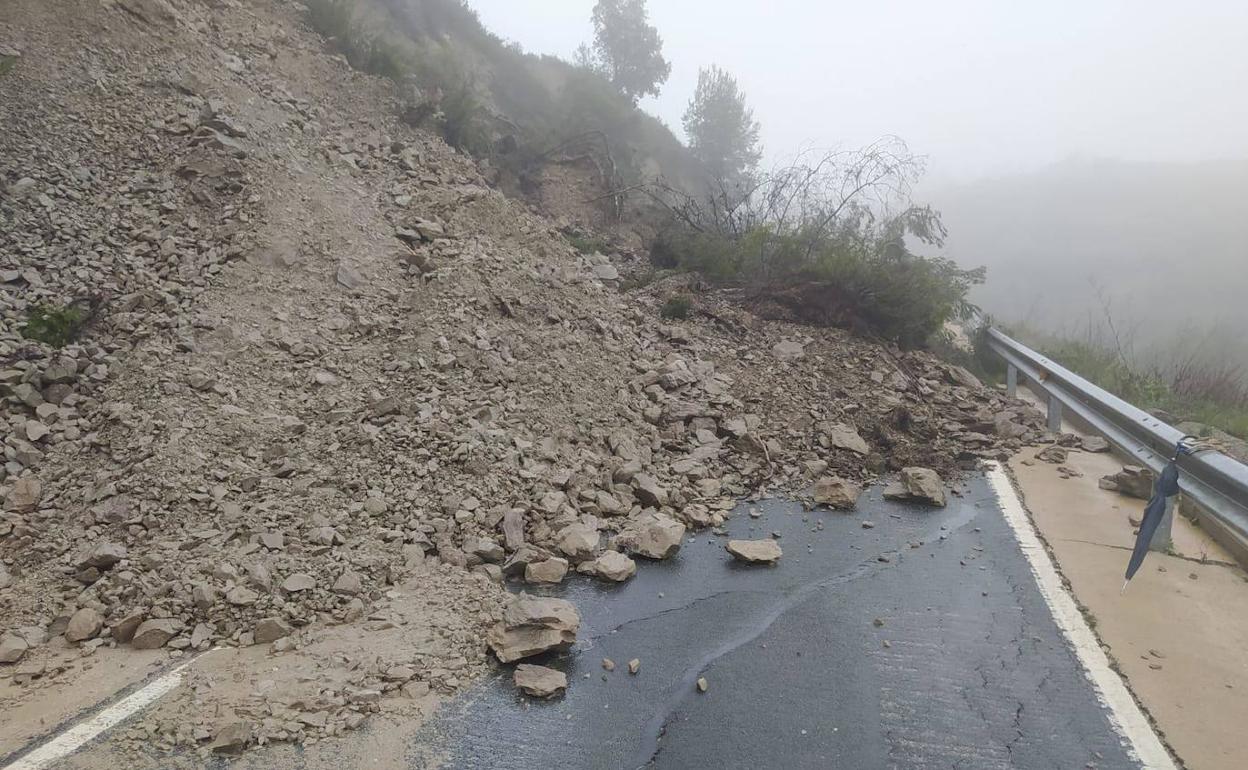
0,0,1044,758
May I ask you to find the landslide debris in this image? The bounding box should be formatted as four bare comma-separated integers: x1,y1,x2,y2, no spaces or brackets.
0,0,1049,756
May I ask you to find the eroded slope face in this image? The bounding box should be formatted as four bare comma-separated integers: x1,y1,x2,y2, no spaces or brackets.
0,0,1040,757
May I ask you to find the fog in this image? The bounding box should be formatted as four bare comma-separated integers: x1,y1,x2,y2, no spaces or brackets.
470,1,1248,179
467,0,1248,362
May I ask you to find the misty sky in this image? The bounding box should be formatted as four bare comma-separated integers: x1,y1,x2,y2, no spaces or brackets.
467,0,1248,183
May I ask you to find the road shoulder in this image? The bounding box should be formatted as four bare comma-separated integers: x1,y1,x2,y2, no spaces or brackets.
1010,445,1248,770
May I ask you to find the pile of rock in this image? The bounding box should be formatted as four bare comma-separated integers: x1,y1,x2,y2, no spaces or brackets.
0,0,1050,751
486,594,580,698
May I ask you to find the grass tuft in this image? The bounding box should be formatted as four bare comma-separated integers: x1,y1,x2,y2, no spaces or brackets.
23,304,88,348
660,295,692,320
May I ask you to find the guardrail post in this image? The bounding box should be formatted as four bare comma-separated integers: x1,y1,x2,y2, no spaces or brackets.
1006,364,1018,399
1046,396,1063,433
1149,496,1176,552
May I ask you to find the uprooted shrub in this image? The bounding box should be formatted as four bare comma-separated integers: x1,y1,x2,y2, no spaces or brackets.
647,138,986,347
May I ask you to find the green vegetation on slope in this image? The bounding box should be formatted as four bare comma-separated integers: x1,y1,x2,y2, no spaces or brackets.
303,1,983,349
22,304,88,348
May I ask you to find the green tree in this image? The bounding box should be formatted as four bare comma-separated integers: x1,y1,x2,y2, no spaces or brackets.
683,65,762,186
590,0,671,103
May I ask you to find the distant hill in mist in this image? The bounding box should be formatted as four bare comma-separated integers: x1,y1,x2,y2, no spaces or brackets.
930,158,1248,363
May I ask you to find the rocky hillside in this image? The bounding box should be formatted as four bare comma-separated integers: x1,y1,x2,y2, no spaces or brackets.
0,0,1046,758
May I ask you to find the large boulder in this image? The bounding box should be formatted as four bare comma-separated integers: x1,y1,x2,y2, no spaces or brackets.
556,522,600,561
612,513,685,560
253,617,292,644
487,594,580,663
812,476,862,510
79,541,127,570
632,474,668,508
577,550,637,582
4,476,42,512
65,607,104,642
823,423,869,455
130,618,184,650
883,467,947,507
514,664,567,698
726,539,782,564
466,536,505,564
0,634,28,663
524,557,569,585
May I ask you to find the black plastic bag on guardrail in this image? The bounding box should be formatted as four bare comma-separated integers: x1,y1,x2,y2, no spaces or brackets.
1123,459,1181,587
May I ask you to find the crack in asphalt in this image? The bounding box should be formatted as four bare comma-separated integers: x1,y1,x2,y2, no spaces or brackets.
630,505,989,769
629,554,889,769
582,587,766,643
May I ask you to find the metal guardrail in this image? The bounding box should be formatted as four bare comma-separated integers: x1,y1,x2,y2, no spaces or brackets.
986,327,1248,564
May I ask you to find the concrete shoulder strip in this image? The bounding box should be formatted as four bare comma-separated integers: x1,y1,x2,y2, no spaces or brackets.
986,464,1176,770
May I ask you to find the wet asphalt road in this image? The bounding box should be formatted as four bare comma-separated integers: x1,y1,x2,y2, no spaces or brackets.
419,475,1140,770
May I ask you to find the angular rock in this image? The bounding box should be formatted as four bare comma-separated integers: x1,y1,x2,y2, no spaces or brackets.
0,634,28,664
591,263,619,282
24,420,49,442
883,467,947,507
825,423,869,455
226,586,259,606
42,355,79,384
525,557,569,584
65,607,104,642
502,544,547,577
613,513,685,560
467,536,505,563
130,618,183,649
282,573,316,592
726,539,783,564
1101,465,1154,500
336,262,364,289
79,541,127,570
253,617,292,644
487,594,580,663
632,473,668,508
812,476,862,510
211,721,253,755
578,550,636,582
556,523,599,561
502,507,526,550
333,570,363,595
110,611,146,643
947,365,983,390
4,476,42,512
1037,446,1068,464
192,582,216,611
1081,435,1111,453
513,664,567,698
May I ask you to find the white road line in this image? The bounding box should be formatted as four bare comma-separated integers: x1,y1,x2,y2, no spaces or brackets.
3,657,197,770
986,463,1177,770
